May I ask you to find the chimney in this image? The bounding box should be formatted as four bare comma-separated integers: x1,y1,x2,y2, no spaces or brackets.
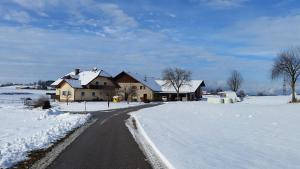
75,68,80,75
92,67,98,72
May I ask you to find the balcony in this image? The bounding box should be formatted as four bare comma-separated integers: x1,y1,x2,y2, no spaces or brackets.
87,85,115,90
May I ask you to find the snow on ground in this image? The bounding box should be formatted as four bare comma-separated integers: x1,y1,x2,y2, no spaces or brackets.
53,101,144,112
242,95,297,105
0,106,90,168
0,86,144,168
130,96,300,169
0,86,143,112
0,87,90,168
0,86,50,102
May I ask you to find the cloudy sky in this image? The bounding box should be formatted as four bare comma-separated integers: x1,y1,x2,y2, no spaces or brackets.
0,0,300,93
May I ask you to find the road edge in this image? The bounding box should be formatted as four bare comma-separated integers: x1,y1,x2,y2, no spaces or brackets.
126,115,175,169
29,118,97,169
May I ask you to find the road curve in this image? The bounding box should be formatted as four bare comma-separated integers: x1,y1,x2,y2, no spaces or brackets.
46,103,161,169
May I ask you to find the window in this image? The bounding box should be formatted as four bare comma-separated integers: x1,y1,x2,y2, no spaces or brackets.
104,82,107,86
140,86,143,90
62,91,71,96
81,92,85,96
95,81,99,85
132,86,137,89
92,92,96,96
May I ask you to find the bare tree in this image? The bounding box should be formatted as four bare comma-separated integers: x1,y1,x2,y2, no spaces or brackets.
162,68,192,101
65,91,71,105
127,86,137,103
227,70,243,92
118,84,137,103
272,47,300,102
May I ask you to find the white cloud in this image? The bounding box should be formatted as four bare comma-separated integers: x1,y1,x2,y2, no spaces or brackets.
215,13,300,57
97,3,137,29
195,0,247,9
10,0,138,36
0,0,284,91
0,26,217,82
166,13,176,18
0,25,277,93
2,10,31,23
12,0,59,12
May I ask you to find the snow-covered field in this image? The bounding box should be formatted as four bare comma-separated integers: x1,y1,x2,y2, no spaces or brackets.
0,87,91,168
130,96,300,169
0,86,49,102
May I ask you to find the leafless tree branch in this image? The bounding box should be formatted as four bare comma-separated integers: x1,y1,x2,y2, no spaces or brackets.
271,47,300,102
227,70,243,92
162,68,192,101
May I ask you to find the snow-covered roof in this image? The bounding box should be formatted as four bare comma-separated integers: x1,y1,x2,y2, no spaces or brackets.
66,69,111,85
64,79,82,88
155,80,205,93
116,71,205,93
51,68,112,88
51,79,63,86
122,71,162,91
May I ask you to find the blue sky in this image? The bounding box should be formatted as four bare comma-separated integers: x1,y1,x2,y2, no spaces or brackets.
1,0,300,93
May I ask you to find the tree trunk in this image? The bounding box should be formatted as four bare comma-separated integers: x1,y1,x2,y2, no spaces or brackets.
176,90,180,101
291,82,297,102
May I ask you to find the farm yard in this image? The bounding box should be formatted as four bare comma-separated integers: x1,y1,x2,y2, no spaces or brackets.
129,95,300,169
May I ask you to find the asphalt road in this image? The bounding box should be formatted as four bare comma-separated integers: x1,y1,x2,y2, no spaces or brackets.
46,103,160,169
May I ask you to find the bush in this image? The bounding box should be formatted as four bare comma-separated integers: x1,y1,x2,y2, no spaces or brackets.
25,95,51,108
237,90,246,98
42,100,51,109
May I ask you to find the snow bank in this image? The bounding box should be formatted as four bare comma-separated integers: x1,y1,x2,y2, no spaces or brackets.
131,97,300,169
126,116,175,169
206,96,224,104
0,106,90,168
205,91,241,104
54,101,143,112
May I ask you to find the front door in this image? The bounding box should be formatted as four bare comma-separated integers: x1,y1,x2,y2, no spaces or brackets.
143,94,147,100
